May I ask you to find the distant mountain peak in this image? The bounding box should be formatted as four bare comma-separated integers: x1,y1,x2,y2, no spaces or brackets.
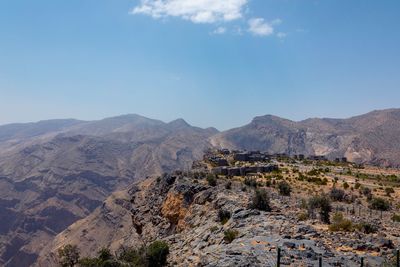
168,118,191,128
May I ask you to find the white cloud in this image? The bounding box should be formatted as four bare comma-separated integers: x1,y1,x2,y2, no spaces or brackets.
212,27,226,34
248,18,274,36
131,0,248,24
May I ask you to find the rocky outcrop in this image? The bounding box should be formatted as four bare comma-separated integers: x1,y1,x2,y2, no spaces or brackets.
36,172,399,266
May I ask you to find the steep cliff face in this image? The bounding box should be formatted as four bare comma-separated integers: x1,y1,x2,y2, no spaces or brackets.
211,109,400,167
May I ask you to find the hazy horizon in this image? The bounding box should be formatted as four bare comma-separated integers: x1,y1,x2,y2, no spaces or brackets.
1,107,399,132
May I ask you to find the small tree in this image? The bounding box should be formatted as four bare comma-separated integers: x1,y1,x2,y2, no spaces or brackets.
278,181,291,196
385,187,395,196
218,209,231,225
97,248,113,262
250,189,271,211
343,182,349,190
146,241,169,267
244,177,258,188
207,174,217,187
361,187,373,201
369,197,390,211
117,246,146,266
225,181,232,190
308,194,332,224
58,244,80,267
330,188,345,201
224,229,239,243
391,214,400,222
329,212,353,232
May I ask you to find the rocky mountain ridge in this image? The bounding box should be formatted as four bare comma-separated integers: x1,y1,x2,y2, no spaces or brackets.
211,109,400,167
0,115,216,267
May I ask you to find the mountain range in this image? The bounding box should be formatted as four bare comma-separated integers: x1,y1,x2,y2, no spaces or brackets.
1,108,400,266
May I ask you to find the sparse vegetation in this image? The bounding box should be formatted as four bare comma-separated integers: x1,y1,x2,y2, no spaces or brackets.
60,241,169,267
250,189,271,211
210,226,219,233
278,181,291,196
244,177,258,187
225,181,232,190
343,182,349,190
355,222,378,234
297,212,308,221
354,182,361,189
369,197,390,211
207,174,217,186
329,213,353,232
298,173,328,185
330,188,345,202
361,187,373,200
146,241,170,267
218,209,231,225
391,214,400,222
224,229,239,243
307,194,332,224
385,187,395,196
58,244,80,267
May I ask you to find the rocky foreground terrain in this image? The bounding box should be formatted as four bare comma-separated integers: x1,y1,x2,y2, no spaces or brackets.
36,160,400,266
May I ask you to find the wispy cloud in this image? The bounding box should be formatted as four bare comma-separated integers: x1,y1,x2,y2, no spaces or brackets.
277,32,287,39
248,18,274,36
131,0,248,24
212,27,227,35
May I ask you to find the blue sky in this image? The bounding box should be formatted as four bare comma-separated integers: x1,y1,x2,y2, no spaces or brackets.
0,0,399,130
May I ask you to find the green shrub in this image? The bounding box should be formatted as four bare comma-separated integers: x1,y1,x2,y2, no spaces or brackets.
369,197,390,211
343,182,349,190
244,177,258,187
224,229,239,243
210,226,219,233
392,214,400,222
329,213,353,232
278,181,291,196
297,212,308,221
207,174,217,187
308,194,332,224
355,222,378,234
79,248,121,267
218,209,231,225
250,189,271,211
146,241,169,267
78,241,169,267
385,187,395,196
58,244,80,267
361,187,373,200
117,246,146,266
225,181,232,190
330,188,345,201
98,248,113,262
78,257,101,267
